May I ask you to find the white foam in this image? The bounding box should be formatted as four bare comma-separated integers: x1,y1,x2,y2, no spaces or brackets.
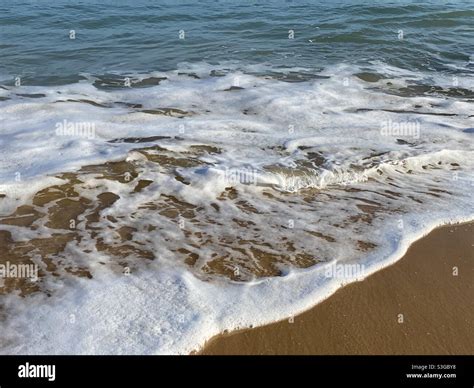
0,61,473,354
1,212,472,355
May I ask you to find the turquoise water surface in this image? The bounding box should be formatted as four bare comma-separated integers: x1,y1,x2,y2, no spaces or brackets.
1,0,473,84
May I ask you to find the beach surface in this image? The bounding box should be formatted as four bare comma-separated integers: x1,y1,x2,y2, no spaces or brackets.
202,222,474,355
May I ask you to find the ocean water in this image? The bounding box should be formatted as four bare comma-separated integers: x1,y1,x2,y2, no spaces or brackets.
1,0,474,84
0,0,473,354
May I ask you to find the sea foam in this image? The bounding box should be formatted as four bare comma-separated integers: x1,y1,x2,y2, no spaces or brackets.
0,62,473,354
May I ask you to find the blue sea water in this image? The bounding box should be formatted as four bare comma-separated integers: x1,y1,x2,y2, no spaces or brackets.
0,0,473,85
0,0,473,355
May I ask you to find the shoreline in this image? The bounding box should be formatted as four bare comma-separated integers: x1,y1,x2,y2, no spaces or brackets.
201,221,474,355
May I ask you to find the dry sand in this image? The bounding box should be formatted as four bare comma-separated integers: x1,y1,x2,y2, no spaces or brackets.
202,222,474,355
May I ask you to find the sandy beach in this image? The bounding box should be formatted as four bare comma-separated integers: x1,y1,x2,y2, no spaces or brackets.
202,222,474,355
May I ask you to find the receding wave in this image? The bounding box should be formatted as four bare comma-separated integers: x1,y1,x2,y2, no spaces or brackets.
0,62,473,354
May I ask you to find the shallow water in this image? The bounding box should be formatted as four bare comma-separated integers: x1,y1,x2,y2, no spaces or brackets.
0,0,473,354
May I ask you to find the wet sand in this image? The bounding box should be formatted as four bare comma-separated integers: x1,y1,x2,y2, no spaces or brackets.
202,222,474,355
